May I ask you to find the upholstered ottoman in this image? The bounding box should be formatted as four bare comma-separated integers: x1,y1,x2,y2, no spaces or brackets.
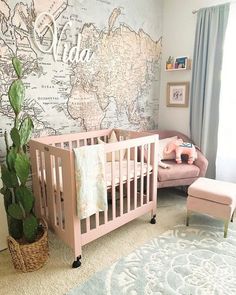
186,177,236,237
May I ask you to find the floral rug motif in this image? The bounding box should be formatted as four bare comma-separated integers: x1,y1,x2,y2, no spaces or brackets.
67,225,236,295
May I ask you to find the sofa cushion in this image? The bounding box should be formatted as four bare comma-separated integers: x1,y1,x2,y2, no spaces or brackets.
159,136,178,160
188,177,236,205
158,161,200,182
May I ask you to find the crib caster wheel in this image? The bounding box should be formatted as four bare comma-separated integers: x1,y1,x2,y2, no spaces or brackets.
150,215,156,224
72,255,82,268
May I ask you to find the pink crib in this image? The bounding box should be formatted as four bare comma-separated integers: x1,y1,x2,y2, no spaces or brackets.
29,129,158,267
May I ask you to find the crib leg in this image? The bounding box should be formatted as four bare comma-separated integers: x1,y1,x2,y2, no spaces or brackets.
72,255,82,268
150,214,157,224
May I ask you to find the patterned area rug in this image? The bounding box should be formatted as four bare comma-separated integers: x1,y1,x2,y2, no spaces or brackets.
68,225,236,295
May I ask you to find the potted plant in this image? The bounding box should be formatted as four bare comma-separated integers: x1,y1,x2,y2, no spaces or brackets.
166,56,174,70
0,57,49,272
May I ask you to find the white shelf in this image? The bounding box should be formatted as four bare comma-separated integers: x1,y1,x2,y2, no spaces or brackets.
165,57,191,72
165,67,190,72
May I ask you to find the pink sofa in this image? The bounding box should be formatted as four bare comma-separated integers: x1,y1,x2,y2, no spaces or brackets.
150,130,208,189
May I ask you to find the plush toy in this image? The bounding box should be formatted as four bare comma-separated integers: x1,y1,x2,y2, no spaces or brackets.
164,139,197,164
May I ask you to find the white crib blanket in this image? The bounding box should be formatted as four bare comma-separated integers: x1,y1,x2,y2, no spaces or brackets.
73,145,107,219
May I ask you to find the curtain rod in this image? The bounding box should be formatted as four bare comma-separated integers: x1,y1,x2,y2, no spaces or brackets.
192,1,236,14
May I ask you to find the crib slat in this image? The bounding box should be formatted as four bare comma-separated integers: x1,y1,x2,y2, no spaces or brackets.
95,212,99,228
68,141,72,150
39,151,47,217
127,148,130,212
44,153,56,228
111,151,116,219
86,217,90,233
55,157,62,228
134,146,137,209
50,156,58,226
30,149,42,216
147,143,150,203
119,149,123,216
150,140,158,204
91,138,94,145
104,207,108,224
140,145,144,206
104,148,108,223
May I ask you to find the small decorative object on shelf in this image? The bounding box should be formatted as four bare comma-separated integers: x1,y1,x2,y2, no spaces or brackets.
165,56,191,71
166,56,174,70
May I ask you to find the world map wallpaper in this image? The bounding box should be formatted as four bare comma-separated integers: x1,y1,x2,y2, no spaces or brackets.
0,0,162,161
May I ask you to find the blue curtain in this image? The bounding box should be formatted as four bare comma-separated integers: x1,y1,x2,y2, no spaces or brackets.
190,3,229,179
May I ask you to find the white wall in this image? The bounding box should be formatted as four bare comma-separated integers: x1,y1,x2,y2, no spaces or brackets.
159,0,229,136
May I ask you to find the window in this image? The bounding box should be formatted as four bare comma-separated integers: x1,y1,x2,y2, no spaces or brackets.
216,3,236,181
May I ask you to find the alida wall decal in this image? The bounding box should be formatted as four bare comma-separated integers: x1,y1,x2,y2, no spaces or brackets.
33,12,94,63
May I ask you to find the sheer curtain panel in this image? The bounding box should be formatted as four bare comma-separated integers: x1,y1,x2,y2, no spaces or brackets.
216,3,236,182
190,3,229,178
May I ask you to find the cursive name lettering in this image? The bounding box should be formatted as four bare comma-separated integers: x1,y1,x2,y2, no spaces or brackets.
33,12,94,63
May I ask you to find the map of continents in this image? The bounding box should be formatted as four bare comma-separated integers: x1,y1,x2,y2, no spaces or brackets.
0,0,162,162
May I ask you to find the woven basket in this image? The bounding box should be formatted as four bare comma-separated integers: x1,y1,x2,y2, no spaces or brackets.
7,218,49,272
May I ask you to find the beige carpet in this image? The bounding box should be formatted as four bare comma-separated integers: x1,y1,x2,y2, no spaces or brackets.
0,189,191,295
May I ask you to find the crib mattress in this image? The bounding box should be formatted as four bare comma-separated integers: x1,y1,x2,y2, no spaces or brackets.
40,161,153,191
105,161,152,187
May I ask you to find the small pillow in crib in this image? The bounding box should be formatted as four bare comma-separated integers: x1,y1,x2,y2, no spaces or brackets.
98,130,125,161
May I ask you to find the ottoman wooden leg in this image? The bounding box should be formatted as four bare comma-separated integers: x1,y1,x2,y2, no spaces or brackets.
231,211,234,223
186,211,191,226
224,220,229,238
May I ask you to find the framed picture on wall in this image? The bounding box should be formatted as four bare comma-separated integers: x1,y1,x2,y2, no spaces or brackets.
166,82,189,107
174,56,189,69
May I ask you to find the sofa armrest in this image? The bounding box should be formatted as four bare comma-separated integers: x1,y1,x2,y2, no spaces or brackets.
194,149,208,177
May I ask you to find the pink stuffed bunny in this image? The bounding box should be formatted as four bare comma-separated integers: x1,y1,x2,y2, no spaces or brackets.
164,139,197,164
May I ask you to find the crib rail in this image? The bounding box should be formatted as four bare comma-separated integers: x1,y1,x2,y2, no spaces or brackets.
35,129,113,146
29,129,158,260
34,129,142,148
